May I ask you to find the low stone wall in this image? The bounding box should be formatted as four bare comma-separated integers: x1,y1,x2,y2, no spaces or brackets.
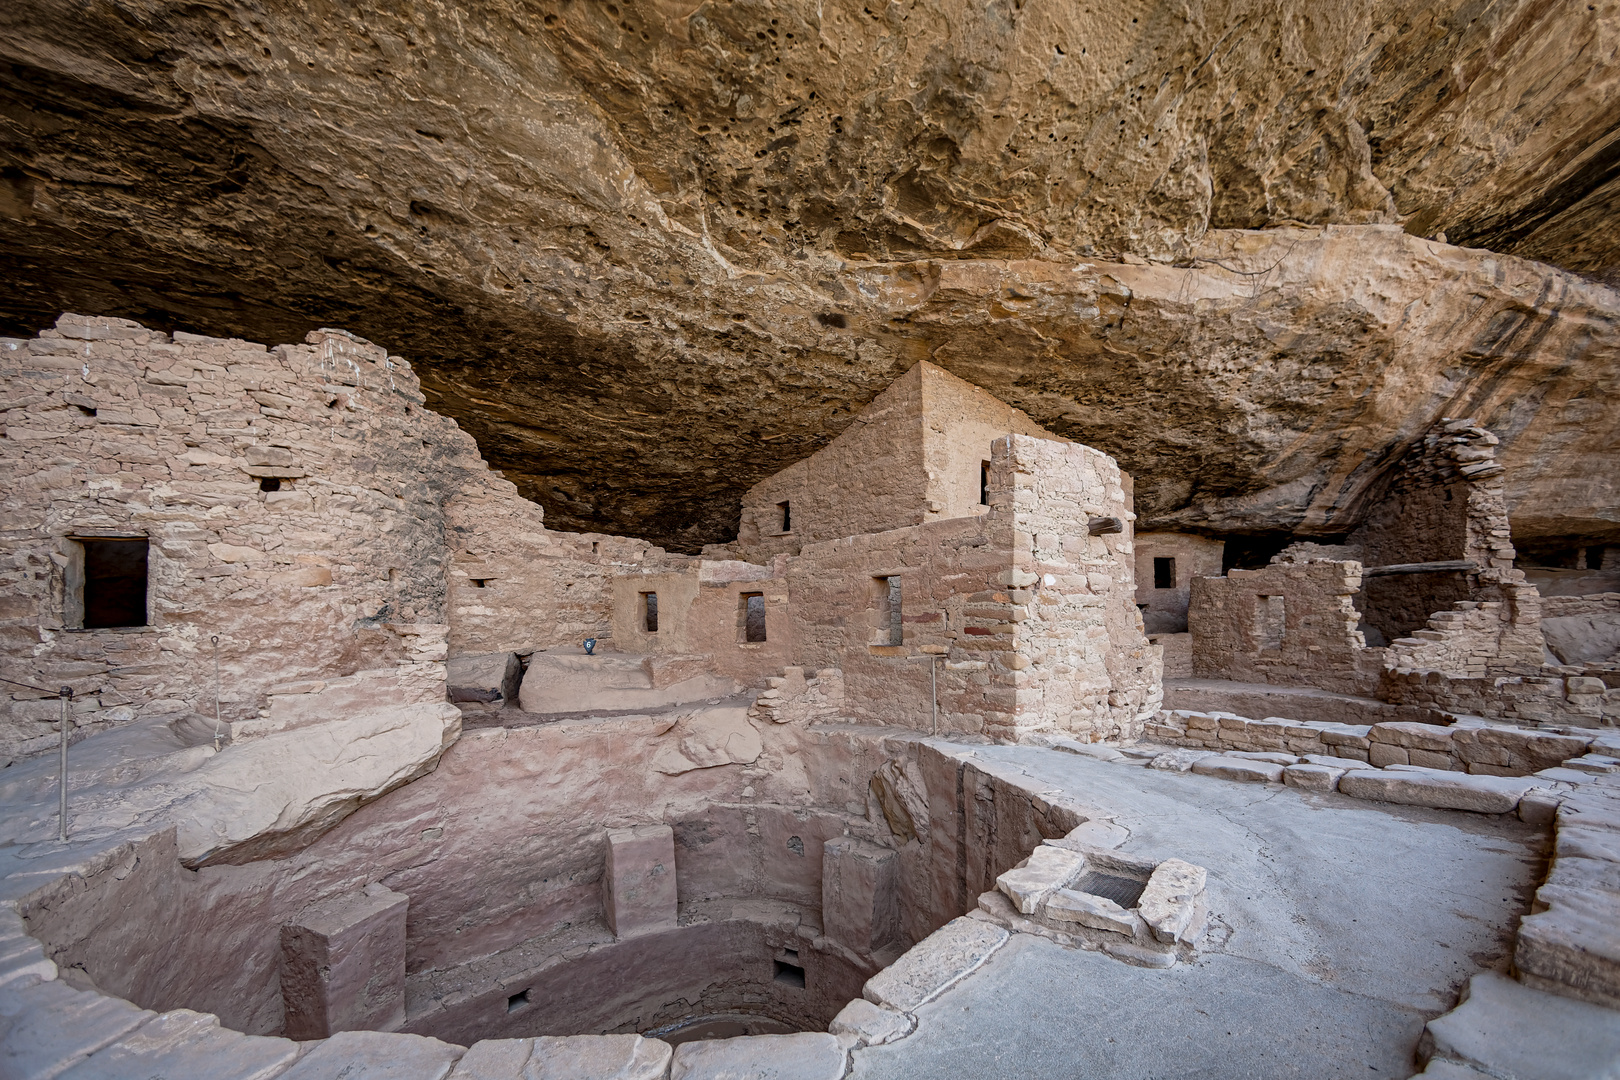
1145,710,1594,774
1380,667,1620,728
1162,679,1444,727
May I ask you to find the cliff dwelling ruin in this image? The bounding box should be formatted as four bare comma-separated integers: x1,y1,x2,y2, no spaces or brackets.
1,3,1619,1079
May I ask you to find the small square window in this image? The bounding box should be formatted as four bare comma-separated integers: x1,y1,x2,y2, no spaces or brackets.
1153,557,1176,590
72,538,149,629
507,989,531,1012
873,576,903,646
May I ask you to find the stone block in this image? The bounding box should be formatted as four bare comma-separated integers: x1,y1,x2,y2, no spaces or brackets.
1408,749,1455,771
1283,763,1343,792
1368,744,1409,768
281,883,409,1039
863,916,1008,1012
1137,858,1207,945
822,836,899,953
670,1033,845,1080
445,652,520,710
1452,727,1590,774
828,998,913,1047
1337,768,1538,814
995,845,1085,913
1302,754,1370,771
1042,888,1141,936
530,1035,672,1079
1422,971,1620,1080
56,1008,299,1080
603,825,678,938
1190,756,1284,783
1224,750,1298,765
1518,884,1620,1008
0,978,149,1080
1146,748,1216,771
278,1030,465,1080
1518,789,1563,826
1051,820,1128,850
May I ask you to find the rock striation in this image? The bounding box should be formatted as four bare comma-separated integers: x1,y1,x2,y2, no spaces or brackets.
0,3,1617,549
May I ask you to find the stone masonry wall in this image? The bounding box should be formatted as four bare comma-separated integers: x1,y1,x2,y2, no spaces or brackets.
786,434,1156,742
1188,559,1382,696
1133,532,1225,634
1007,434,1160,741
0,316,484,761
1381,581,1548,677
0,314,630,763
737,363,929,558
735,362,1052,558
446,487,675,657
1351,417,1518,642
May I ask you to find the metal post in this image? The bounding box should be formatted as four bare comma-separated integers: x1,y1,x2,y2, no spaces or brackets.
58,685,72,842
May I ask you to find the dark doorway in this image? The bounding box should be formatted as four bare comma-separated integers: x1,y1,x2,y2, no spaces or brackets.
1153,557,1176,589
742,593,766,642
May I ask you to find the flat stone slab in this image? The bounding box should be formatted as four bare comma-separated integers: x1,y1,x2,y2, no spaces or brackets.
1302,754,1371,770
1042,888,1139,936
1423,972,1620,1080
1283,763,1344,792
1225,751,1299,765
1052,739,1127,762
1051,819,1129,850
279,1030,465,1080
57,1008,299,1080
1516,884,1620,1007
864,916,1008,1012
1190,756,1284,783
1137,859,1207,945
995,845,1084,913
1338,767,1537,814
0,976,150,1080
829,998,914,1047
1146,748,1216,771
449,1034,673,1080
670,1032,845,1080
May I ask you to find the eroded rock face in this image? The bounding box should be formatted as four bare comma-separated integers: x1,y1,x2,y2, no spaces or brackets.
1,1,1617,548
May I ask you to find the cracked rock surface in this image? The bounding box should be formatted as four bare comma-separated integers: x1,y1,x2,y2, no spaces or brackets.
1,1,1617,548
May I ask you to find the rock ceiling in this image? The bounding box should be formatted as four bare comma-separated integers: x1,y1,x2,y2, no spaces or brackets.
1,0,1617,550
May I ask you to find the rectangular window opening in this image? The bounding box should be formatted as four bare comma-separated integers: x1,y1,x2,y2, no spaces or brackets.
778,500,792,534
980,461,991,506
1153,556,1176,590
259,476,281,492
77,538,149,629
1587,546,1605,571
470,578,489,589
742,592,766,643
873,575,903,646
642,592,659,633
773,960,806,988
1256,595,1285,652
507,989,531,1012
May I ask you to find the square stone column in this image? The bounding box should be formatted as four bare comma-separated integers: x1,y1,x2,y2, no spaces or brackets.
280,883,408,1039
604,824,678,938
822,836,899,954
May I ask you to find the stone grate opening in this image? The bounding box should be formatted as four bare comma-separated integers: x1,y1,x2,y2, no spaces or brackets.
1073,870,1146,908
